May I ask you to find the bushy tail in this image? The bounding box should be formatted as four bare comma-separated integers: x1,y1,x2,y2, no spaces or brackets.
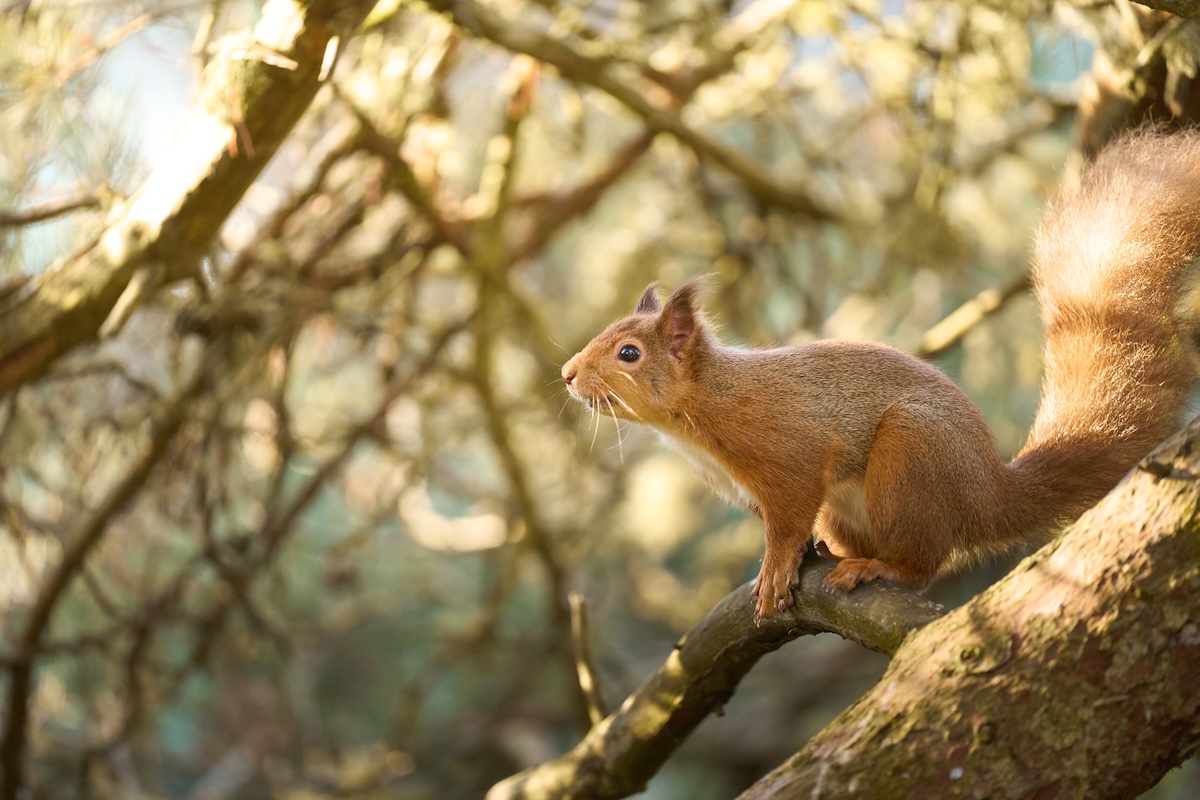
1008,129,1200,530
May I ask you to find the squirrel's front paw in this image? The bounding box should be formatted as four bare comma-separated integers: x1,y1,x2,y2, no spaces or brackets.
750,559,799,624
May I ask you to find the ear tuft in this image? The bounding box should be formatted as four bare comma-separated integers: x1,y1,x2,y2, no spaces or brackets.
661,275,713,364
635,283,661,315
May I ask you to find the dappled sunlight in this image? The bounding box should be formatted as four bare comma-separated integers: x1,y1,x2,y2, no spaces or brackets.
4,1,1198,798
398,482,508,552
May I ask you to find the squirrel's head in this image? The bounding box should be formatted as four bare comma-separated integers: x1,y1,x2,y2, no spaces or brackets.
561,277,711,427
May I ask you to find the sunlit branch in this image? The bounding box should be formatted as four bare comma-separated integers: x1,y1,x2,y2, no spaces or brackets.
917,275,1031,359
0,0,379,400
569,592,608,727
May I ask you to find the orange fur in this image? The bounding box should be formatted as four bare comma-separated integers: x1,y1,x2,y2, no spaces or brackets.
562,130,1200,623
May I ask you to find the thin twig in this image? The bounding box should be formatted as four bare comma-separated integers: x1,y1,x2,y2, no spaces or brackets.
0,194,101,229
0,345,214,800
422,0,835,218
569,593,608,727
917,275,1031,359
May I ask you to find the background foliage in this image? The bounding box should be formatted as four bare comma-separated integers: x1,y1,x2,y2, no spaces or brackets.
0,0,1197,797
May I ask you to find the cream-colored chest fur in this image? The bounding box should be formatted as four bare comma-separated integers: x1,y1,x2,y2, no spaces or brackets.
655,430,758,511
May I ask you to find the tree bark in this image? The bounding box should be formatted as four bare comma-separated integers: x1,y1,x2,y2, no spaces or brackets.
491,418,1200,800
739,418,1200,799
1132,0,1200,19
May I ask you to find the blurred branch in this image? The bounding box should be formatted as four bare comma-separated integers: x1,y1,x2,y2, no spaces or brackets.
472,293,575,667
649,0,798,97
0,344,214,800
488,556,943,800
0,0,378,399
51,12,152,88
917,275,1031,359
0,276,29,306
191,0,229,61
956,101,1077,177
421,0,837,219
0,193,102,229
568,592,607,728
472,54,538,263
466,47,585,706
225,114,360,285
512,132,654,263
351,98,474,255
176,315,471,681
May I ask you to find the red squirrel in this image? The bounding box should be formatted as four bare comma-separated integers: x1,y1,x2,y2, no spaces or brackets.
561,130,1200,622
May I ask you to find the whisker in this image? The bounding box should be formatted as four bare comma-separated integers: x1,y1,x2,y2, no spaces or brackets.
589,402,601,454
598,379,639,420
557,395,573,420
603,396,626,465
611,393,638,419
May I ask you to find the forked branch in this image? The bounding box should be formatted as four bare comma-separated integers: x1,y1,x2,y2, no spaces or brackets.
487,556,943,800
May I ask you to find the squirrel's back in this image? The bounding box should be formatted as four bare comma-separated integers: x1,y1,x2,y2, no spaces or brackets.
1012,129,1200,526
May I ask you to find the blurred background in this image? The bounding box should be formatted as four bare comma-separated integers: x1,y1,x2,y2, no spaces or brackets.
1,0,1198,797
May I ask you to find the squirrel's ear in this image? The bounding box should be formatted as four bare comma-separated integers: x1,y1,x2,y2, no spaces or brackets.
635,283,661,315
661,277,709,364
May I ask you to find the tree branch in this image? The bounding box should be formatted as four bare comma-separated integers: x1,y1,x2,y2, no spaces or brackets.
739,417,1200,799
568,593,609,728
512,132,654,263
487,556,943,800
0,0,378,399
1132,0,1200,18
0,345,214,800
421,0,836,219
917,275,1031,359
0,193,102,229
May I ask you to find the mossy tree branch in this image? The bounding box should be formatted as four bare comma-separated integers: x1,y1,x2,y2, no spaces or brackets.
1133,0,1200,19
737,418,1200,799
487,558,944,800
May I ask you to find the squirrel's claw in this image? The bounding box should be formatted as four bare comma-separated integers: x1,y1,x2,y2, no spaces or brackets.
751,558,799,624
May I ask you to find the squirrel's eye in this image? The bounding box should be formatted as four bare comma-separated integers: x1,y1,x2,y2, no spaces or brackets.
617,345,641,363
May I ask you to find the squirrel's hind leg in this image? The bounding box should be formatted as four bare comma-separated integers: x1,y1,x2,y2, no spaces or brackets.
823,399,968,592
815,503,868,560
